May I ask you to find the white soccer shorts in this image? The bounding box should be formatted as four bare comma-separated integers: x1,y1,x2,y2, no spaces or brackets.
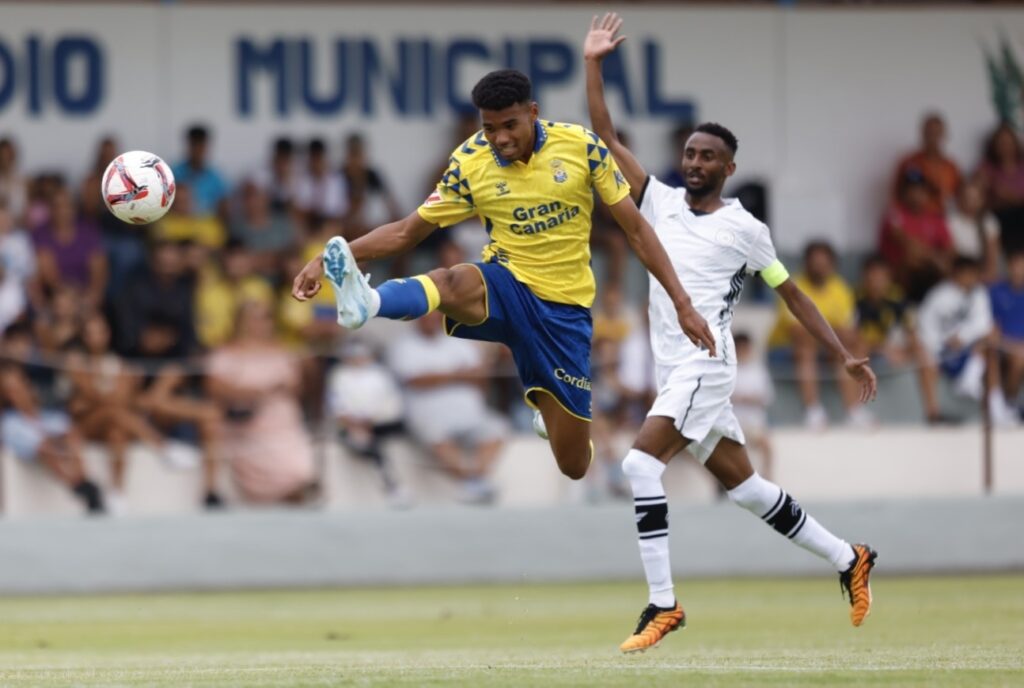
648,358,745,464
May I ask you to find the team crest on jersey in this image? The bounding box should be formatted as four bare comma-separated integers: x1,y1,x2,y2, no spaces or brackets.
495,180,510,196
715,229,737,247
551,159,568,183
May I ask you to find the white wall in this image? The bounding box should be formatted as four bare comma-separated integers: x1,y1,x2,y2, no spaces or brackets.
1,4,1022,251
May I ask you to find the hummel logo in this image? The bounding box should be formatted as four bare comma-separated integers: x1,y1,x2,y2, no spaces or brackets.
495,181,510,196
635,513,645,524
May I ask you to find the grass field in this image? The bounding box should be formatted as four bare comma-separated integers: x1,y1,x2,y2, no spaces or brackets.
0,575,1021,687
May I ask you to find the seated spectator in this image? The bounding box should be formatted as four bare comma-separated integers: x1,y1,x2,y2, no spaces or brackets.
171,124,230,222
976,122,1024,256
768,241,870,428
24,173,64,232
66,313,186,513
229,181,296,277
154,184,227,249
880,170,954,302
892,112,961,214
0,323,104,514
341,133,401,237
194,240,274,349
294,138,348,226
251,137,298,215
206,300,316,504
854,256,942,423
326,339,407,504
731,332,774,479
386,311,505,504
0,199,32,330
276,249,341,350
33,188,107,310
947,179,1002,282
113,239,226,508
33,286,84,355
0,137,27,224
990,250,1024,415
918,256,1017,425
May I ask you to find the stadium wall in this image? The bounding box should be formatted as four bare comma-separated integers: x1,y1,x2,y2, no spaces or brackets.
2,4,1023,252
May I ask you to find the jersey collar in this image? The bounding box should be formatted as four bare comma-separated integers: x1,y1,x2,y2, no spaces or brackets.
489,120,547,168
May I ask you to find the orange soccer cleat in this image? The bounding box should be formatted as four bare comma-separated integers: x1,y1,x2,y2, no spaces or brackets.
839,543,878,627
619,601,686,653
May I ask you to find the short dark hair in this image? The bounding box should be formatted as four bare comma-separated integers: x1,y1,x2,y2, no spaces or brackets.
471,69,532,111
695,122,738,155
273,137,293,157
308,138,326,156
952,255,980,273
804,240,837,264
861,253,889,273
186,125,209,143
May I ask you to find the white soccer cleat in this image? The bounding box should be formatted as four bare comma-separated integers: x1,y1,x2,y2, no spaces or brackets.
532,409,549,440
324,236,374,330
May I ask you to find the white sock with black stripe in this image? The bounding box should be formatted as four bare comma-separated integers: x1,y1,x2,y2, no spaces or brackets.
621,449,675,608
727,472,855,571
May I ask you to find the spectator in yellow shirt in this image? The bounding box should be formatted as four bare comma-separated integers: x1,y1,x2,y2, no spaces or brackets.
769,241,870,428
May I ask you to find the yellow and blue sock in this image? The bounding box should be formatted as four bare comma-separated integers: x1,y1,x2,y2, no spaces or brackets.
375,275,441,320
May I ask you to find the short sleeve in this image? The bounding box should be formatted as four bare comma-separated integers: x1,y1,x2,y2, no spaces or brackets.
638,175,674,225
416,156,477,229
585,131,631,207
748,225,789,288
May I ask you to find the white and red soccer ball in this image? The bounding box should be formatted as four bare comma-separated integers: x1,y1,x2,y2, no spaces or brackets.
101,150,176,225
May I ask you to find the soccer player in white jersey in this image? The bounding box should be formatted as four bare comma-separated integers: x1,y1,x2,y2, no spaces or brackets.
584,13,879,653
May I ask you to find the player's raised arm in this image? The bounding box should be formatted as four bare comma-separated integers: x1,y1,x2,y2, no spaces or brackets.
291,210,436,301
774,279,878,403
606,196,717,356
584,12,648,202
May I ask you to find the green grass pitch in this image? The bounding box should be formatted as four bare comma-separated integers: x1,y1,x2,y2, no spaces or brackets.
0,575,1020,687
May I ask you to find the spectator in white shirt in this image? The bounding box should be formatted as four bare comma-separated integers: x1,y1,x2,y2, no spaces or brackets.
731,332,774,479
947,180,1001,282
917,256,1017,424
294,138,348,226
326,339,407,503
386,311,506,504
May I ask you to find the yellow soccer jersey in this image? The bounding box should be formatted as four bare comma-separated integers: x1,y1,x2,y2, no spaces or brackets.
417,120,630,308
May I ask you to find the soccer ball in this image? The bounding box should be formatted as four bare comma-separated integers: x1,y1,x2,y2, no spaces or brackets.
101,150,176,225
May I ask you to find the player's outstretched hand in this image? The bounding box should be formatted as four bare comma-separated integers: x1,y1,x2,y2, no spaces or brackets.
677,305,717,358
844,356,878,403
584,12,626,62
291,253,324,302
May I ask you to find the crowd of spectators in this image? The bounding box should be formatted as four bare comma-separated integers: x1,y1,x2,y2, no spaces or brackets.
768,113,1024,429
0,111,1023,515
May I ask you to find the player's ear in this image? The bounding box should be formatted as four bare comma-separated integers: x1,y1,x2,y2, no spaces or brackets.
529,101,539,121
725,160,737,178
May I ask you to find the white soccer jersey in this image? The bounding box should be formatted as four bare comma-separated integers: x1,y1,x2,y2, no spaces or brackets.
640,176,783,369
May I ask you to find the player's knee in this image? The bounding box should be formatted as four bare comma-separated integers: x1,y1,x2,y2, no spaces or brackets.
425,267,455,300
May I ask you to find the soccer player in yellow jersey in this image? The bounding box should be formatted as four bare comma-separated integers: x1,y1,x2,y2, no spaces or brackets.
292,68,715,481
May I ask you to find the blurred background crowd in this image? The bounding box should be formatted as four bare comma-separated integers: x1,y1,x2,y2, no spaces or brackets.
1,109,1023,514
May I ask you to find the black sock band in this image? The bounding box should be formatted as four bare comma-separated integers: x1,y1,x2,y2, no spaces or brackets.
763,492,807,539
635,497,669,540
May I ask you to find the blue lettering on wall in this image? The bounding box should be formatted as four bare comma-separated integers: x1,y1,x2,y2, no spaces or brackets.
0,35,103,116
0,43,13,110
527,40,574,106
53,38,103,114
299,39,346,116
236,38,288,116
445,39,489,114
234,35,695,121
644,41,693,120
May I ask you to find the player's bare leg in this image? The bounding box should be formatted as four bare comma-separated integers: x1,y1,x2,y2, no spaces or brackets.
706,439,876,626
428,264,487,324
532,392,591,480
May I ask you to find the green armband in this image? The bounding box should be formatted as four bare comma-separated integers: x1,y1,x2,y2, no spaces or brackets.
760,260,790,288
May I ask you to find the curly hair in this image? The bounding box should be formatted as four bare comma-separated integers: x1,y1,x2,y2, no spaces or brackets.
695,122,738,156
471,69,532,111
